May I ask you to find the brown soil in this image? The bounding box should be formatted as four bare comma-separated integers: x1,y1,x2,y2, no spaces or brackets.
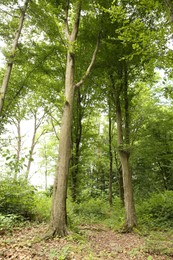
0,223,172,259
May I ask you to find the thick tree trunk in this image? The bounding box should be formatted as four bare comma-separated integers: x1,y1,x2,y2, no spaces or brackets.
48,51,75,237
116,106,136,230
0,0,30,114
119,151,136,230
115,66,137,231
45,0,99,238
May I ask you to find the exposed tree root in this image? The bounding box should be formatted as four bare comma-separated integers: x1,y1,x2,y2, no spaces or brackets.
41,226,68,241
120,223,137,233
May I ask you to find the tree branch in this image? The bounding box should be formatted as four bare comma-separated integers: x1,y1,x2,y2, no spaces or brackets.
0,0,30,115
64,0,70,39
75,34,100,88
164,0,173,22
70,0,82,41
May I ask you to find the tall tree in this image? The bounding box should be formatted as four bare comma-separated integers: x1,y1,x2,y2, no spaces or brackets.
97,0,169,230
46,0,100,238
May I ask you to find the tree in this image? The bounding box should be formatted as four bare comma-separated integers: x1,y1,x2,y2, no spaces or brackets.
0,0,30,114
46,0,100,238
96,0,169,231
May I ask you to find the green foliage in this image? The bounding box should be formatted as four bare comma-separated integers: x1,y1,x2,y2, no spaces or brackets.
2,150,28,178
137,191,173,230
0,213,24,233
33,191,51,222
67,196,124,230
0,178,52,223
0,178,36,220
73,198,109,220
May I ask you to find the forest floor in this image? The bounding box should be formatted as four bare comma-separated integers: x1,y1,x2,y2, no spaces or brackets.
0,222,172,260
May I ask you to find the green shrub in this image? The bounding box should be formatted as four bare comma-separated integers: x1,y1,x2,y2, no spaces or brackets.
73,197,108,220
33,191,51,222
0,213,24,233
0,178,36,220
137,191,173,230
67,196,124,230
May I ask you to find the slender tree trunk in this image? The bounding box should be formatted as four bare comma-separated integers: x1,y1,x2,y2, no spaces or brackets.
44,142,48,190
71,88,82,202
25,114,37,181
16,119,21,162
115,151,124,206
25,111,46,181
118,166,124,206
13,118,22,180
108,105,113,207
0,0,30,114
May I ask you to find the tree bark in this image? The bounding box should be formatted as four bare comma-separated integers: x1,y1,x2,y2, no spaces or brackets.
25,114,37,181
0,0,30,114
71,88,82,202
108,104,113,207
11,117,22,180
115,65,137,231
49,50,75,237
118,166,124,206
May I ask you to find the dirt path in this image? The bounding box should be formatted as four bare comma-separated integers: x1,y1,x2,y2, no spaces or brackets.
0,223,172,259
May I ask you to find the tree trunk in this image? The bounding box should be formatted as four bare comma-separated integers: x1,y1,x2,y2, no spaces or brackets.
108,105,113,207
44,142,48,190
0,0,30,114
48,49,75,237
25,114,37,181
14,118,22,180
118,166,124,206
71,88,82,202
119,151,136,230
116,105,136,230
115,65,137,231
45,0,99,238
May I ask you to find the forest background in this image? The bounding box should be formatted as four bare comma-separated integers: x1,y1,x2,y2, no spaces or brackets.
0,0,173,258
